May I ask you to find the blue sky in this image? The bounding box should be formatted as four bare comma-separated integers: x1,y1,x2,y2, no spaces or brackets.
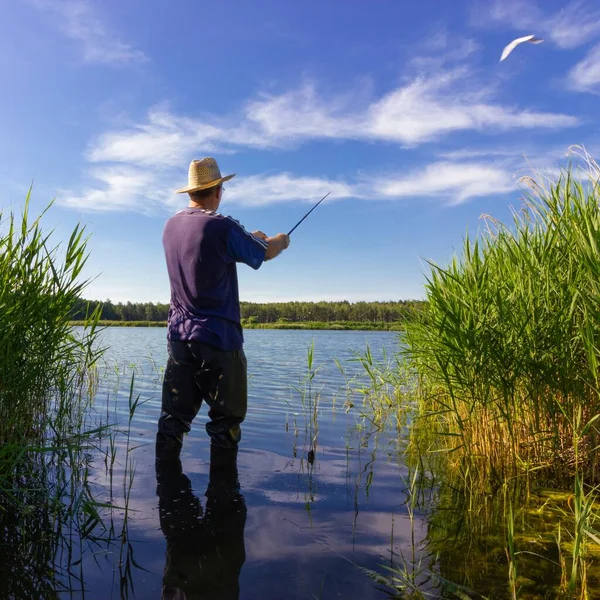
1,0,599,303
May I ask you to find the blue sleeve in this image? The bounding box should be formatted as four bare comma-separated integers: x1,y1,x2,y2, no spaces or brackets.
224,217,268,270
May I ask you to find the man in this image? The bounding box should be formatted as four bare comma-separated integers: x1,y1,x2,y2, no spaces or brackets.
157,157,290,457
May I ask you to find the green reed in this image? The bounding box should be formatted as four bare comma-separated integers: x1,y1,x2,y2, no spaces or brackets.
0,193,102,447
396,151,600,595
402,150,600,489
0,194,112,596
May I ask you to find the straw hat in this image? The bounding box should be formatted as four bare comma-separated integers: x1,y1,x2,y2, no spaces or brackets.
175,158,235,194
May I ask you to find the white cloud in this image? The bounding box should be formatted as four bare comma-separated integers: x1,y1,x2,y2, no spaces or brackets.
244,85,360,143
29,0,147,65
58,161,517,212
88,108,224,166
245,73,576,146
86,72,577,170
226,173,356,207
377,162,515,205
59,166,165,213
545,3,600,49
568,43,600,92
363,73,576,144
485,0,600,49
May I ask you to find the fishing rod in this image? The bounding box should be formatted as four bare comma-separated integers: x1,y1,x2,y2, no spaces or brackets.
288,192,331,236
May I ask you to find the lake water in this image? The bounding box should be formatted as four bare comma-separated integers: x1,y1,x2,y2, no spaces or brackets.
71,328,412,599
4,327,587,599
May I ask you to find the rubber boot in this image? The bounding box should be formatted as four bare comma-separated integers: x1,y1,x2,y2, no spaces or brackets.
155,431,183,463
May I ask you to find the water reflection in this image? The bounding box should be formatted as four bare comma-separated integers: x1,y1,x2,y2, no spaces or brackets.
156,444,247,600
0,445,109,599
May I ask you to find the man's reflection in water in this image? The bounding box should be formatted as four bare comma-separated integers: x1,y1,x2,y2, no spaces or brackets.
156,445,246,600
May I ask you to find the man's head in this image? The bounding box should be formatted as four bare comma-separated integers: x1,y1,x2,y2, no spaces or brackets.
175,157,235,210
188,184,224,212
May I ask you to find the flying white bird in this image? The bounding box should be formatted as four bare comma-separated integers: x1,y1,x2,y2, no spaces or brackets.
500,34,544,62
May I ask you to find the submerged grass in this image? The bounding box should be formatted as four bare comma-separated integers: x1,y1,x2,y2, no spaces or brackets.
420,478,600,599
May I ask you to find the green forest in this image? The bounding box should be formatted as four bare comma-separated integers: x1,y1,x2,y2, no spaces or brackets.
71,298,425,325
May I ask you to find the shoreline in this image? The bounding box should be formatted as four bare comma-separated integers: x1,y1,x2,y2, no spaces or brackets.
69,320,404,331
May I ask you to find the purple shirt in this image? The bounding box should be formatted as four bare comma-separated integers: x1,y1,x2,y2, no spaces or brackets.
163,208,268,351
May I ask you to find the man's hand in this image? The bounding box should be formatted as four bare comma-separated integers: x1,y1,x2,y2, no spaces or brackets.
252,230,268,241
264,233,291,261
272,233,290,249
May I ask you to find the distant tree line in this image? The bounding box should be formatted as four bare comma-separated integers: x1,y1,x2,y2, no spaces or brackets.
71,298,426,324
239,300,425,323
71,299,169,322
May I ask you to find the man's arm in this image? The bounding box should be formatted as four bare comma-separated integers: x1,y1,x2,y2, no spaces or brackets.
255,232,290,261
